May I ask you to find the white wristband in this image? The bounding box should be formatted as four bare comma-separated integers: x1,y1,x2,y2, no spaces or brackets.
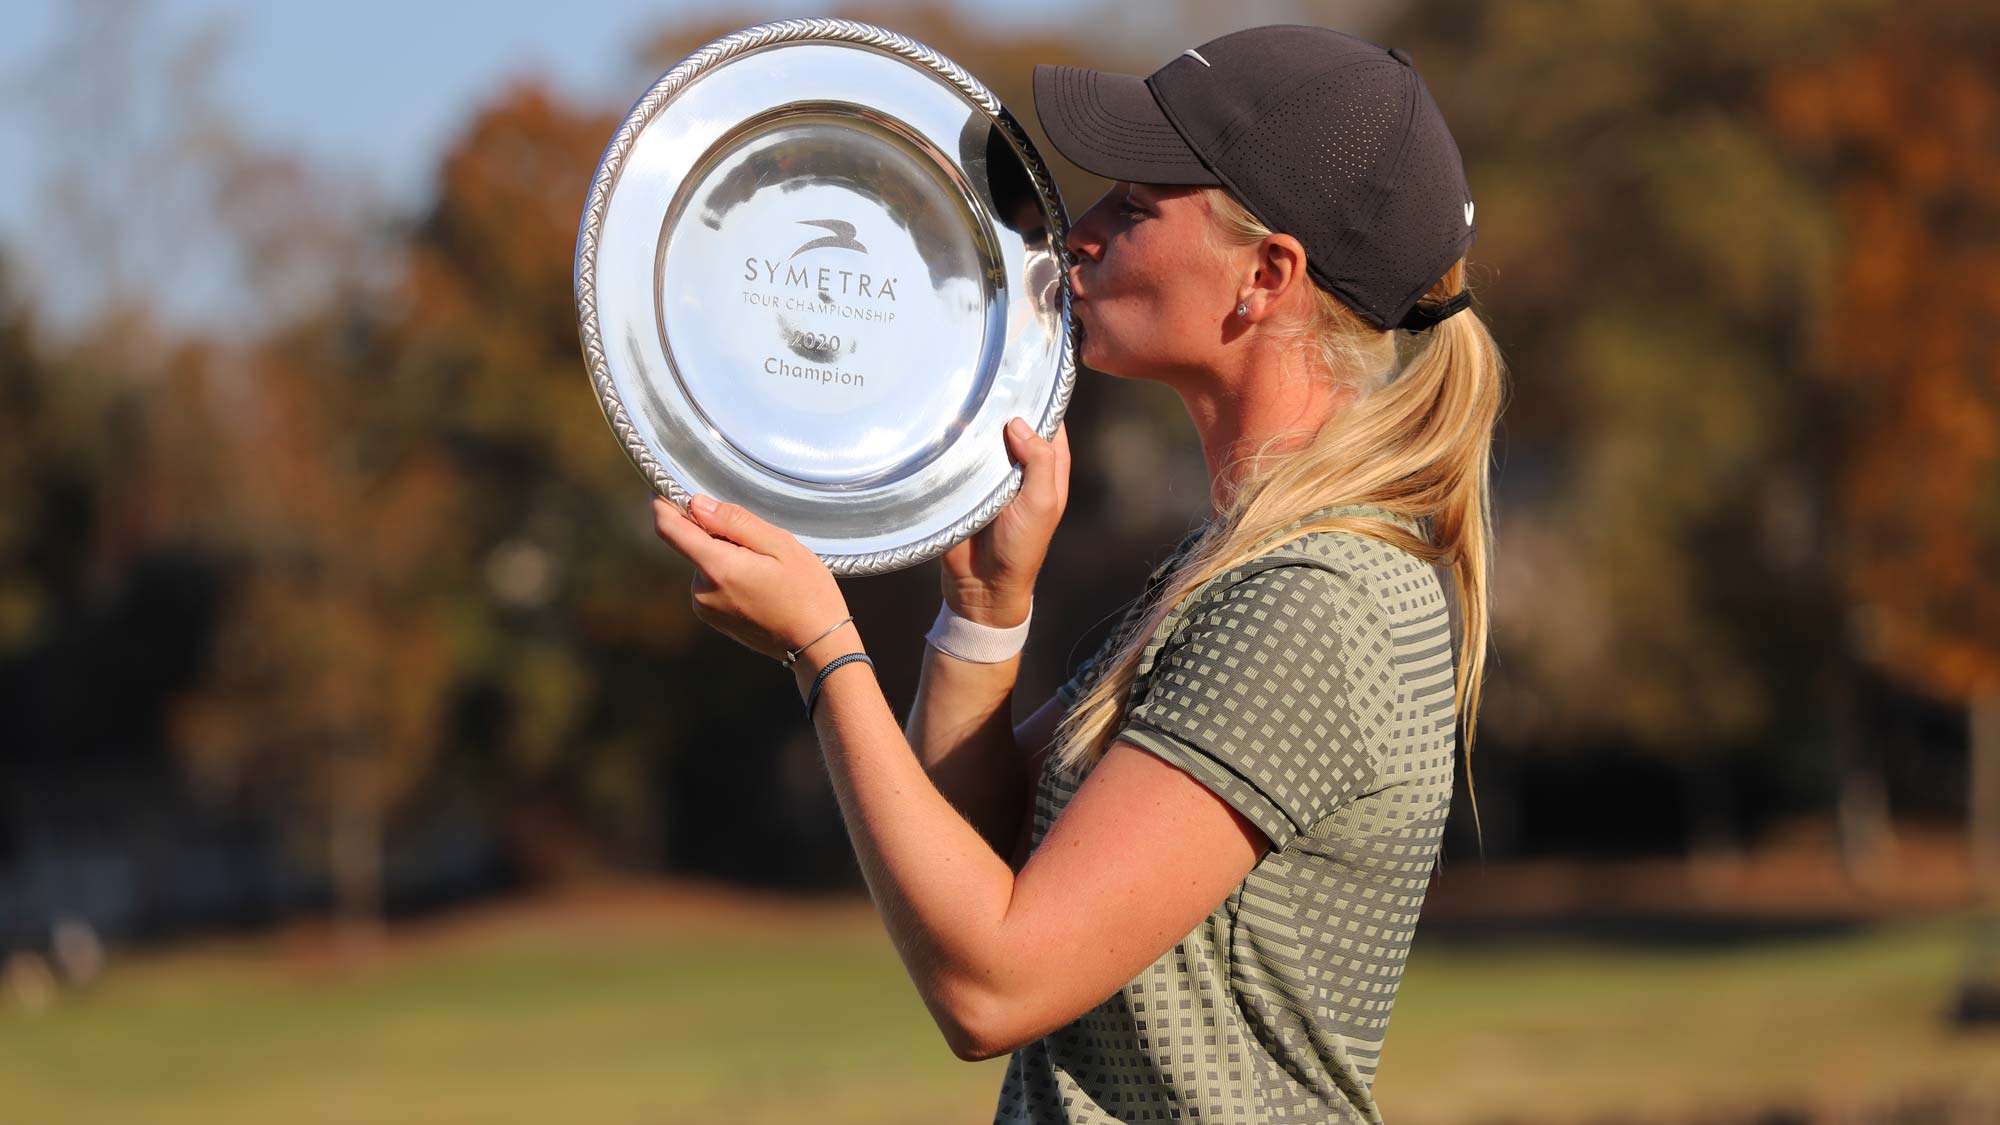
926,596,1032,663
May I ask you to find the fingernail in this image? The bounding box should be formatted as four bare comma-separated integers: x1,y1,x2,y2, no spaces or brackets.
1007,418,1027,436
690,494,717,516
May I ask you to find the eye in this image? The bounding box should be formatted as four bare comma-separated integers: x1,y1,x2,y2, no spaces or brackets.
1119,198,1150,220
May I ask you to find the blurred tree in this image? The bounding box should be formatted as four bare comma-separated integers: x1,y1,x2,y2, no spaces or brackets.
154,2,1188,916
14,0,385,339
1386,0,1889,859
1767,0,2000,897
385,83,702,881
0,254,206,702
29,0,2000,937
164,82,683,923
0,258,107,656
166,319,465,943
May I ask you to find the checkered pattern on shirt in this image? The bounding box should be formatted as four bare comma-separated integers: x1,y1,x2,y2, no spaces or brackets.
995,510,1456,1124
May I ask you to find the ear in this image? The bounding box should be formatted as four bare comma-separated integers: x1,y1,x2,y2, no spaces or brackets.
1237,232,1309,322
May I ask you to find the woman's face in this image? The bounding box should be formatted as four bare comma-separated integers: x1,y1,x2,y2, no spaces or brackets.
1064,182,1239,382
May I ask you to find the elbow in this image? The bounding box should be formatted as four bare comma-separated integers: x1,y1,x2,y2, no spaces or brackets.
955,1039,1015,1064
948,1023,1020,1064
950,1020,1018,1064
946,1025,1003,1063
938,975,1027,1063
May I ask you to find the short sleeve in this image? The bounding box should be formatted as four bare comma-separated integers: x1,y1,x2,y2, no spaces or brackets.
1115,564,1388,853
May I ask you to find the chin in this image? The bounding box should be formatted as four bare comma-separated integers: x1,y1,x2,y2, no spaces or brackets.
1078,347,1150,383
1076,331,1134,380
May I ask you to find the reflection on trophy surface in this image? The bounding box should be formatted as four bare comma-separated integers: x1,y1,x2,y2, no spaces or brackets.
574,20,1074,575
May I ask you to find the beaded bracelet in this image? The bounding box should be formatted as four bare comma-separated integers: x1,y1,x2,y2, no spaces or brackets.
805,652,874,721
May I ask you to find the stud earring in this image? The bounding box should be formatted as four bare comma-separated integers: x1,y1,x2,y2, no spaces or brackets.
1236,304,1249,317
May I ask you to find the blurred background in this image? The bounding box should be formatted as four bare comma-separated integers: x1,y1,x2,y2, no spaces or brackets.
2,0,1996,1121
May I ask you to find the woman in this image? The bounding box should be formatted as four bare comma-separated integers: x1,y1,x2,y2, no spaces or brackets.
651,24,1503,1124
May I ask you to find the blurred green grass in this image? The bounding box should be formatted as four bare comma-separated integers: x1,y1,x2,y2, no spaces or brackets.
1,899,1995,1124
1378,913,2000,1121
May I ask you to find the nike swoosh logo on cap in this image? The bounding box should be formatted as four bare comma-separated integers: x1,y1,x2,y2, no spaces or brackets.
1182,48,1211,67
1464,201,1475,226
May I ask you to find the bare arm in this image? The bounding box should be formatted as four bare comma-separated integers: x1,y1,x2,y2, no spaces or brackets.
1006,691,1067,873
652,418,1073,1062
902,624,1064,864
902,415,1068,871
902,630,1025,860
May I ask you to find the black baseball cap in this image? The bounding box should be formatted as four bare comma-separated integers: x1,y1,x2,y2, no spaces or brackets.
1033,25,1476,332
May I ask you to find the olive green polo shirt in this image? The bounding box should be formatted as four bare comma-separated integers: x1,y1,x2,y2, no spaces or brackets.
993,506,1458,1124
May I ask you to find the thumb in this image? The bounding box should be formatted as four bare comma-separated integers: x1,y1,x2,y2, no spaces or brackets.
688,494,790,559
1005,418,1057,507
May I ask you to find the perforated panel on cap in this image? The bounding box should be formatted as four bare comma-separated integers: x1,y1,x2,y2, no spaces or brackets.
1364,68,1477,319
1138,24,1477,331
1215,58,1411,326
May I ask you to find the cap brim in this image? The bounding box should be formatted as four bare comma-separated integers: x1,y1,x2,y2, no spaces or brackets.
1031,64,1219,186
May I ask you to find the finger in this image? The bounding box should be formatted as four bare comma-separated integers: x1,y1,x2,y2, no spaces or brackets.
1052,420,1071,511
653,496,735,575
1007,417,1057,511
1003,416,1029,460
686,494,792,560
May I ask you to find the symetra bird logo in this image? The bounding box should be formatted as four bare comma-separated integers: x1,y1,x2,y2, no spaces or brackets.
1464,201,1475,227
790,219,868,260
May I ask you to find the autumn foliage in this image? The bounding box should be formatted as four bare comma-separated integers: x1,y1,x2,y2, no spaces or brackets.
2,0,1995,927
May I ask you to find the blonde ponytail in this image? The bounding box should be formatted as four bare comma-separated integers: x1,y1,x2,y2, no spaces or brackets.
1047,188,1506,853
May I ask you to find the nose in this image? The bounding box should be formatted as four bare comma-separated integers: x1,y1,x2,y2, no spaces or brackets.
1064,191,1111,264
1064,222,1097,263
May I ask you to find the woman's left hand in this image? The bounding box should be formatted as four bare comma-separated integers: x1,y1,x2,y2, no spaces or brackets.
651,494,850,663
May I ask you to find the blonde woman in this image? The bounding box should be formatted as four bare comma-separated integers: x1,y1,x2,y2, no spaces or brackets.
652,24,1503,1124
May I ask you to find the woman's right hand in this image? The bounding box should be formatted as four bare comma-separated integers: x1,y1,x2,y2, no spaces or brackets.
939,416,1069,628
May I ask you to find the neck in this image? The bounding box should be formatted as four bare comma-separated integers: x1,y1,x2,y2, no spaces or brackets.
1169,340,1349,518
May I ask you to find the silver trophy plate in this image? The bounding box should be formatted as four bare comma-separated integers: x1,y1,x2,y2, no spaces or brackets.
575,19,1075,575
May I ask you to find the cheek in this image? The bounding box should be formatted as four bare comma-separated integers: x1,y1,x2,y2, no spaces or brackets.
1101,279,1212,349
1078,296,1206,374
1080,234,1221,362
1089,261,1177,329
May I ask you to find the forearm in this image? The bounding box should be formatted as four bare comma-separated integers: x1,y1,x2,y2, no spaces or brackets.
795,623,1016,1048
903,641,1031,858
